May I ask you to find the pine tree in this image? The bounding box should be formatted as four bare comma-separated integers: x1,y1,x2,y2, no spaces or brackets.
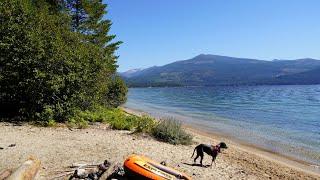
64,0,123,107
65,0,121,70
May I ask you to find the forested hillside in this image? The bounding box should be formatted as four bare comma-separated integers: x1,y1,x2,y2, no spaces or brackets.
121,54,320,87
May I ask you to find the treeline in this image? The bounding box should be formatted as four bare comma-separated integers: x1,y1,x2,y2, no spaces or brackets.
0,0,127,123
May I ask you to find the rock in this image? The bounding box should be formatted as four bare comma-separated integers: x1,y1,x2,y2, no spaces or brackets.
160,161,167,166
0,147,4,150
8,144,16,147
75,169,87,178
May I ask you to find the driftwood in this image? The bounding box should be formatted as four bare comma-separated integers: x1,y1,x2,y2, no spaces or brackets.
99,164,117,179
52,160,112,179
0,169,12,180
7,156,41,180
69,163,100,169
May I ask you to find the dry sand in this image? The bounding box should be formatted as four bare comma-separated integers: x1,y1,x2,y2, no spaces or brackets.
0,121,319,180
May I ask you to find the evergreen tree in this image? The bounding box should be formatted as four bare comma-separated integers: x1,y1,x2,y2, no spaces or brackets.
64,0,123,106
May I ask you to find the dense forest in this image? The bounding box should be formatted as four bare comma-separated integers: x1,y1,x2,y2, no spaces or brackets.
0,0,127,123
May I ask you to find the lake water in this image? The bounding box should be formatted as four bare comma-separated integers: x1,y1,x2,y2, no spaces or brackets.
123,85,320,166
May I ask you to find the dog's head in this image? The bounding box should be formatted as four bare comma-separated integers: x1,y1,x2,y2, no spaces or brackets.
219,142,228,149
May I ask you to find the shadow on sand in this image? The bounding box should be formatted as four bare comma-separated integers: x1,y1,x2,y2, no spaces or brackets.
182,162,210,168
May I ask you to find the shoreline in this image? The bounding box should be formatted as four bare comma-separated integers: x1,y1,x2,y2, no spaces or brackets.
121,106,320,176
1,119,319,179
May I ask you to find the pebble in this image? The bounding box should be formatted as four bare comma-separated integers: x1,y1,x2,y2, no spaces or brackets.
8,144,16,147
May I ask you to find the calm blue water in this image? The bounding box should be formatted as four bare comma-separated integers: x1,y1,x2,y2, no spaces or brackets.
124,85,320,166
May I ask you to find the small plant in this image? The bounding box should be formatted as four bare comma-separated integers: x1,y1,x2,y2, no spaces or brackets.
109,115,137,130
46,119,57,127
152,118,193,145
134,115,157,133
67,116,89,129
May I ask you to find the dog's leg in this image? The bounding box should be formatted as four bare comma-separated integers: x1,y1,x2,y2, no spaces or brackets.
211,154,217,167
194,154,199,163
198,147,204,167
210,159,216,167
200,155,204,167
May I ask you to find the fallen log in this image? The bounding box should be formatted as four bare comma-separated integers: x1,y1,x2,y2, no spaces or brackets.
7,156,41,180
0,169,12,180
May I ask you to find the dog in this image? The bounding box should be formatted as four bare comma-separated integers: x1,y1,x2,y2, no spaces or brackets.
191,142,228,167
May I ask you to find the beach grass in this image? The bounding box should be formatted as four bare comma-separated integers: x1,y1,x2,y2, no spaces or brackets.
152,119,193,145
65,106,193,145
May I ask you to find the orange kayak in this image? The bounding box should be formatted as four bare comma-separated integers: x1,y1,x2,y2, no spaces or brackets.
123,154,191,180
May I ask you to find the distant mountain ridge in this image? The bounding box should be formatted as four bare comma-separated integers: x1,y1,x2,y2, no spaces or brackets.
120,54,320,87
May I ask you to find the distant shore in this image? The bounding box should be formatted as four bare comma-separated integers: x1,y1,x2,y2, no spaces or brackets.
122,106,320,177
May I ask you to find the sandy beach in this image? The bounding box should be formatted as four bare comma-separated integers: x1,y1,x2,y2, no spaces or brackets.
0,116,319,180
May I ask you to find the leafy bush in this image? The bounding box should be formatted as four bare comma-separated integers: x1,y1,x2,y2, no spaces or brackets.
68,107,137,130
134,115,157,133
109,115,137,130
0,0,125,123
67,116,89,129
102,76,128,108
152,119,193,145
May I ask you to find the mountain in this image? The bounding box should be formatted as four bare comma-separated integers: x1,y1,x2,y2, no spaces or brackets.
120,54,320,87
271,67,320,85
120,68,143,78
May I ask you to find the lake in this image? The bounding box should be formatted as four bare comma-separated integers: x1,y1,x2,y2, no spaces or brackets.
123,85,320,166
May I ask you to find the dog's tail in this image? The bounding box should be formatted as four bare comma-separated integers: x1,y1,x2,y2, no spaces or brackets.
191,146,197,158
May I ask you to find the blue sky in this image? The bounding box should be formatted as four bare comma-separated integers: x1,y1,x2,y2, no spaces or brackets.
105,0,320,72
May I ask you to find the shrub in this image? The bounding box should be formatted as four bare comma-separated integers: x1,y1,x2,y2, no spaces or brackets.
67,116,89,129
109,115,137,130
152,119,193,145
134,115,157,133
37,106,54,122
102,76,128,108
69,107,139,130
46,119,57,127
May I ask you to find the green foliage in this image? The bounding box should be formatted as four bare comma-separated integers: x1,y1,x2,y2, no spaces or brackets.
152,119,193,145
67,107,156,133
37,106,55,122
59,106,193,145
102,76,128,108
46,119,57,127
68,107,135,130
134,115,157,133
68,116,89,129
109,115,137,131
0,0,126,122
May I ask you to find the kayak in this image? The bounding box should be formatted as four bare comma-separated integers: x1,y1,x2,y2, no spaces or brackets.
123,154,191,180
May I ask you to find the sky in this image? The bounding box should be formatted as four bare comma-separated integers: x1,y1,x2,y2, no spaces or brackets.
104,0,320,72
